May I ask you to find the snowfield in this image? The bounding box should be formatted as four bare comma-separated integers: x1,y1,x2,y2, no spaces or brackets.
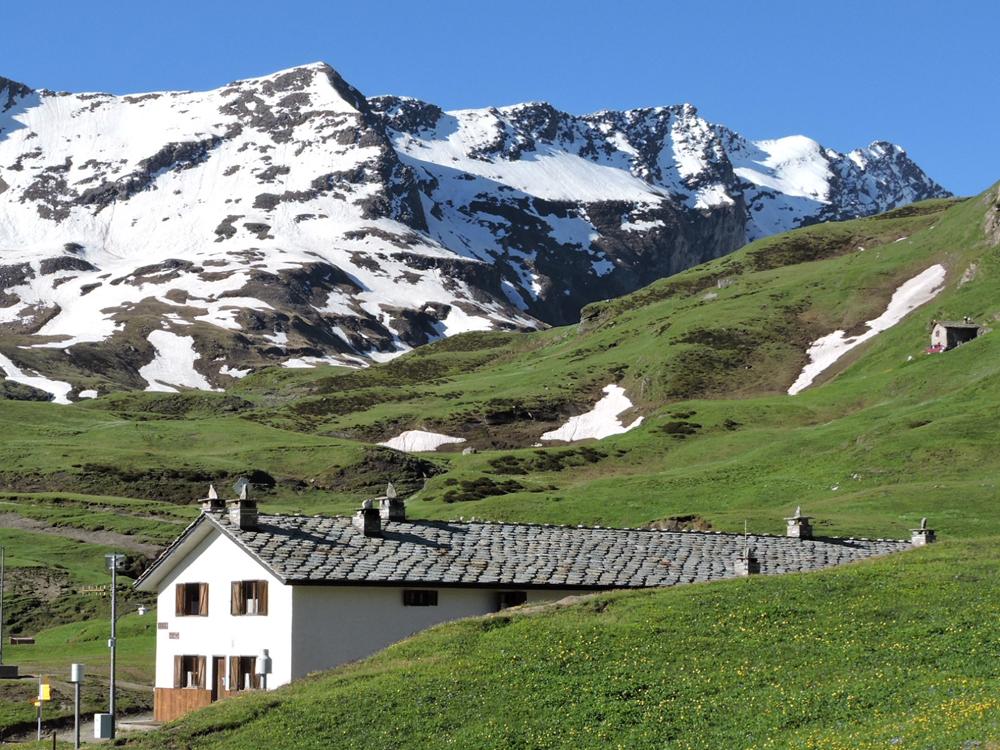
0,351,73,404
139,331,219,392
788,264,947,395
541,384,643,442
379,430,467,452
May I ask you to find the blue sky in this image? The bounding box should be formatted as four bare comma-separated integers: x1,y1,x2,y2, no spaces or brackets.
4,0,997,195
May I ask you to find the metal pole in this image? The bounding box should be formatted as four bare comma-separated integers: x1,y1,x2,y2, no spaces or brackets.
36,677,42,741
74,680,81,750
110,556,118,740
0,545,5,667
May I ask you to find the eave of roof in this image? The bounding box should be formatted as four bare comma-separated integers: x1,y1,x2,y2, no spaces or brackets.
133,514,212,591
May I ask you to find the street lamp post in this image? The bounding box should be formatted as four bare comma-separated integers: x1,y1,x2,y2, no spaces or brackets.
105,553,126,740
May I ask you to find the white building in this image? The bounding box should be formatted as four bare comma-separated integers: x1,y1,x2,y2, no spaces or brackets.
136,487,914,722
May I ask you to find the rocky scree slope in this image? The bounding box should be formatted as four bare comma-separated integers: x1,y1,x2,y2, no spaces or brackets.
0,63,948,399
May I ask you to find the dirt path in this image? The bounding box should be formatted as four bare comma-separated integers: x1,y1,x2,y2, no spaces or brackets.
0,512,162,556
8,711,157,744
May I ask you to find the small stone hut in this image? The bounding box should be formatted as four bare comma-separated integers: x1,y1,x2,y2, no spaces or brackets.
930,318,980,352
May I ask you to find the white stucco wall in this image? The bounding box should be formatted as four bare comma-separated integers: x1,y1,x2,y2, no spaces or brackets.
152,525,592,691
153,528,292,690
931,324,947,349
289,586,576,679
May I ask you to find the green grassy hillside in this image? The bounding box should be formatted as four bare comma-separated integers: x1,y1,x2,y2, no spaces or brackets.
127,540,999,750
2,185,1000,745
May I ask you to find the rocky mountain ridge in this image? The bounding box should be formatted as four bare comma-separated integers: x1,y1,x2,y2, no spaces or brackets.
0,62,949,399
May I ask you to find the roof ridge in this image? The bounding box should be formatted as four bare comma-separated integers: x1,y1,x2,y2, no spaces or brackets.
251,511,905,542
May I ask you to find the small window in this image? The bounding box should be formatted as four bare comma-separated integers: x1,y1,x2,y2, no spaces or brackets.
229,655,259,691
175,582,208,616
497,591,527,610
231,580,269,616
402,589,438,607
173,655,206,688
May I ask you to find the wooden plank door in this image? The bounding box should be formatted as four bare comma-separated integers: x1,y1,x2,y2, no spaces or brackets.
212,656,226,701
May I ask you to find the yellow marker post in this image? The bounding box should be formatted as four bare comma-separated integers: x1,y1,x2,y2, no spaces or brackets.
37,677,51,740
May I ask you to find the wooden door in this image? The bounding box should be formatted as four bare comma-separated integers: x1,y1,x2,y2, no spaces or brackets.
212,656,226,701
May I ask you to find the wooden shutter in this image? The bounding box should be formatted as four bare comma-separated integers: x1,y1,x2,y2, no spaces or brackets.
231,582,242,615
258,581,268,616
195,656,207,689
173,655,183,688
175,584,185,616
250,657,260,689
198,583,209,616
229,656,239,691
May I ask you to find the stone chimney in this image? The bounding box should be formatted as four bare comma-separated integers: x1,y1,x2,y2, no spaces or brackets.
910,517,936,546
353,499,381,536
379,482,405,522
734,545,760,577
227,481,258,531
200,484,225,513
784,506,813,539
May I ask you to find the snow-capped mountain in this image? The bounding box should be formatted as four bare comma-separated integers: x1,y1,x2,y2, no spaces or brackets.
0,62,948,399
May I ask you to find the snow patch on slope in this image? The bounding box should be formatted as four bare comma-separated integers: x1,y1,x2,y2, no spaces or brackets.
139,330,219,392
788,264,947,395
541,384,643,442
379,430,466,452
0,352,73,404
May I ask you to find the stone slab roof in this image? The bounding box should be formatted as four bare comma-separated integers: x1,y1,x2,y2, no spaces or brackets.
185,513,912,590
935,320,980,329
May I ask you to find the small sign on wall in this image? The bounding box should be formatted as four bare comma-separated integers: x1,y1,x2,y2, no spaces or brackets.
168,632,180,640
157,622,169,630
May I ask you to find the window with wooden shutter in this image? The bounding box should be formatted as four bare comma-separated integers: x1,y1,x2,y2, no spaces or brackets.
176,582,209,616
230,655,258,691
231,580,268,616
174,655,205,688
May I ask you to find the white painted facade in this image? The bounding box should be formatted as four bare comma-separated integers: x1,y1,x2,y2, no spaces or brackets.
153,526,292,691
290,586,571,678
150,523,582,695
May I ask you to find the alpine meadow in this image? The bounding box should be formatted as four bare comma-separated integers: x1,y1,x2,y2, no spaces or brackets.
0,22,999,750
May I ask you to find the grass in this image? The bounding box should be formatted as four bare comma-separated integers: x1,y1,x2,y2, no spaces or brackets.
1,188,999,745
126,540,999,750
0,614,154,740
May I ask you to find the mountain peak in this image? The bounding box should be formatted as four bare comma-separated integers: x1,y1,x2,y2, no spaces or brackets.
0,75,32,111
0,64,950,399
221,61,367,113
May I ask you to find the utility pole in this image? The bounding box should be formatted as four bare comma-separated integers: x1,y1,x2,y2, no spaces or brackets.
0,545,5,668
105,553,125,740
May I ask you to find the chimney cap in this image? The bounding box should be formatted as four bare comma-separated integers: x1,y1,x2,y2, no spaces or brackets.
200,484,225,512
785,506,811,520
233,477,250,499
910,516,934,532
